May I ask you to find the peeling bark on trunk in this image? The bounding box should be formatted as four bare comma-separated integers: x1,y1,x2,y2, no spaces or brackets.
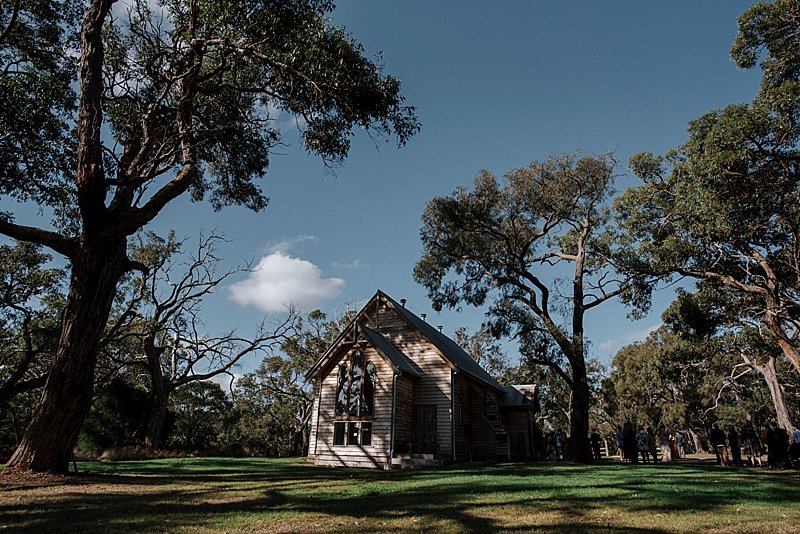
144,383,170,450
759,357,794,432
688,428,703,453
143,333,169,450
4,239,128,474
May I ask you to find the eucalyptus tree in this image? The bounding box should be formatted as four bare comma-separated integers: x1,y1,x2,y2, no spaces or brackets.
0,242,64,457
454,326,509,380
664,285,798,431
616,0,800,377
107,231,297,450
0,242,63,406
0,0,418,473
415,153,651,462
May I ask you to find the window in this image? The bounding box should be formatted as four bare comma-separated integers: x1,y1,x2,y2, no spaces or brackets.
360,422,372,445
333,422,345,445
349,352,363,416
335,364,349,416
332,350,376,447
334,350,376,417
333,421,371,447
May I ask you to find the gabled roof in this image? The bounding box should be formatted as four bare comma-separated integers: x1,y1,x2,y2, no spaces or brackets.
306,290,504,393
358,324,420,378
305,313,421,379
378,291,504,393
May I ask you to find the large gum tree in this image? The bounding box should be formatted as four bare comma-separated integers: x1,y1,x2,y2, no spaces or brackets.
0,0,417,473
414,153,649,462
615,0,800,380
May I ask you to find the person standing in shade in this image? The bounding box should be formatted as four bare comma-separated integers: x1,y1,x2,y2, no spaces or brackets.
637,426,651,463
674,430,686,459
647,426,658,463
624,421,638,464
590,429,602,461
728,426,742,466
658,425,672,463
615,427,626,462
790,427,800,466
709,423,728,465
741,424,761,467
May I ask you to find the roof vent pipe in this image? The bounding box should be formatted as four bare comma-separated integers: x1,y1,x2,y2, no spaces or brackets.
437,325,443,333
400,298,407,308
420,313,427,322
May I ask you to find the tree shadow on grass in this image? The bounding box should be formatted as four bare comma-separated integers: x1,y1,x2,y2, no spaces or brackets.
1,458,798,533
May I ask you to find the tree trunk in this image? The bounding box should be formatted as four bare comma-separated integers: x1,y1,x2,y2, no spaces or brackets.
567,363,591,462
144,381,170,450
143,333,169,450
763,307,800,375
688,428,703,454
3,240,128,474
758,356,794,432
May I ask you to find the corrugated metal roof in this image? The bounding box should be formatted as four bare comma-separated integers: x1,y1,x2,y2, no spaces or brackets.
380,291,504,392
359,324,421,377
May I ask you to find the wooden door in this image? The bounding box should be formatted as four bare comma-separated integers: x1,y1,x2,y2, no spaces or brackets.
415,405,438,453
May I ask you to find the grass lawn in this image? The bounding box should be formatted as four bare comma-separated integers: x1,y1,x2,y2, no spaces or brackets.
1,457,799,533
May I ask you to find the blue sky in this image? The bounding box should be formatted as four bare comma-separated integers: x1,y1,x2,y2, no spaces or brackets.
28,1,764,373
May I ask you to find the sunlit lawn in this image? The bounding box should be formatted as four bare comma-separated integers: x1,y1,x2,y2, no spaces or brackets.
1,457,799,533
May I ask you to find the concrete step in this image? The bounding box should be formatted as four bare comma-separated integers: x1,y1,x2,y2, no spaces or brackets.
391,454,443,469
393,453,436,460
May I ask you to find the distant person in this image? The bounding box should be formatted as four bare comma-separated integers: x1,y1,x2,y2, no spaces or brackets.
624,421,638,464
790,427,800,466
767,425,790,468
709,423,729,465
728,426,742,466
658,425,672,463
674,430,686,459
637,426,650,463
741,424,762,467
615,427,626,462
554,431,564,461
590,429,602,460
647,426,658,463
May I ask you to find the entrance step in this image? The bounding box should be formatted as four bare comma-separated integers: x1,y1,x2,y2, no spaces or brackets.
391,453,443,469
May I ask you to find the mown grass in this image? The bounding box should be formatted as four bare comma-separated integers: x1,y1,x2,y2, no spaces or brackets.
1,457,799,533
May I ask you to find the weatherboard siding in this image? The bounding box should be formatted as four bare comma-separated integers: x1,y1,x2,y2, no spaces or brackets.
308,291,537,468
453,374,499,461
469,382,499,460
373,303,453,457
502,410,532,459
308,378,321,457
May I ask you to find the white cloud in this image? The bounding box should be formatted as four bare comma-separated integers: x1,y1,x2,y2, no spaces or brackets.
596,323,662,357
267,235,317,254
229,251,344,312
332,259,367,270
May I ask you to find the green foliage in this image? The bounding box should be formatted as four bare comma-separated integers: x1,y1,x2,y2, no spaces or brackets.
0,0,80,225
505,351,605,434
168,381,232,451
454,326,509,380
608,283,800,436
616,0,800,373
79,377,149,454
0,241,64,458
415,151,649,460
